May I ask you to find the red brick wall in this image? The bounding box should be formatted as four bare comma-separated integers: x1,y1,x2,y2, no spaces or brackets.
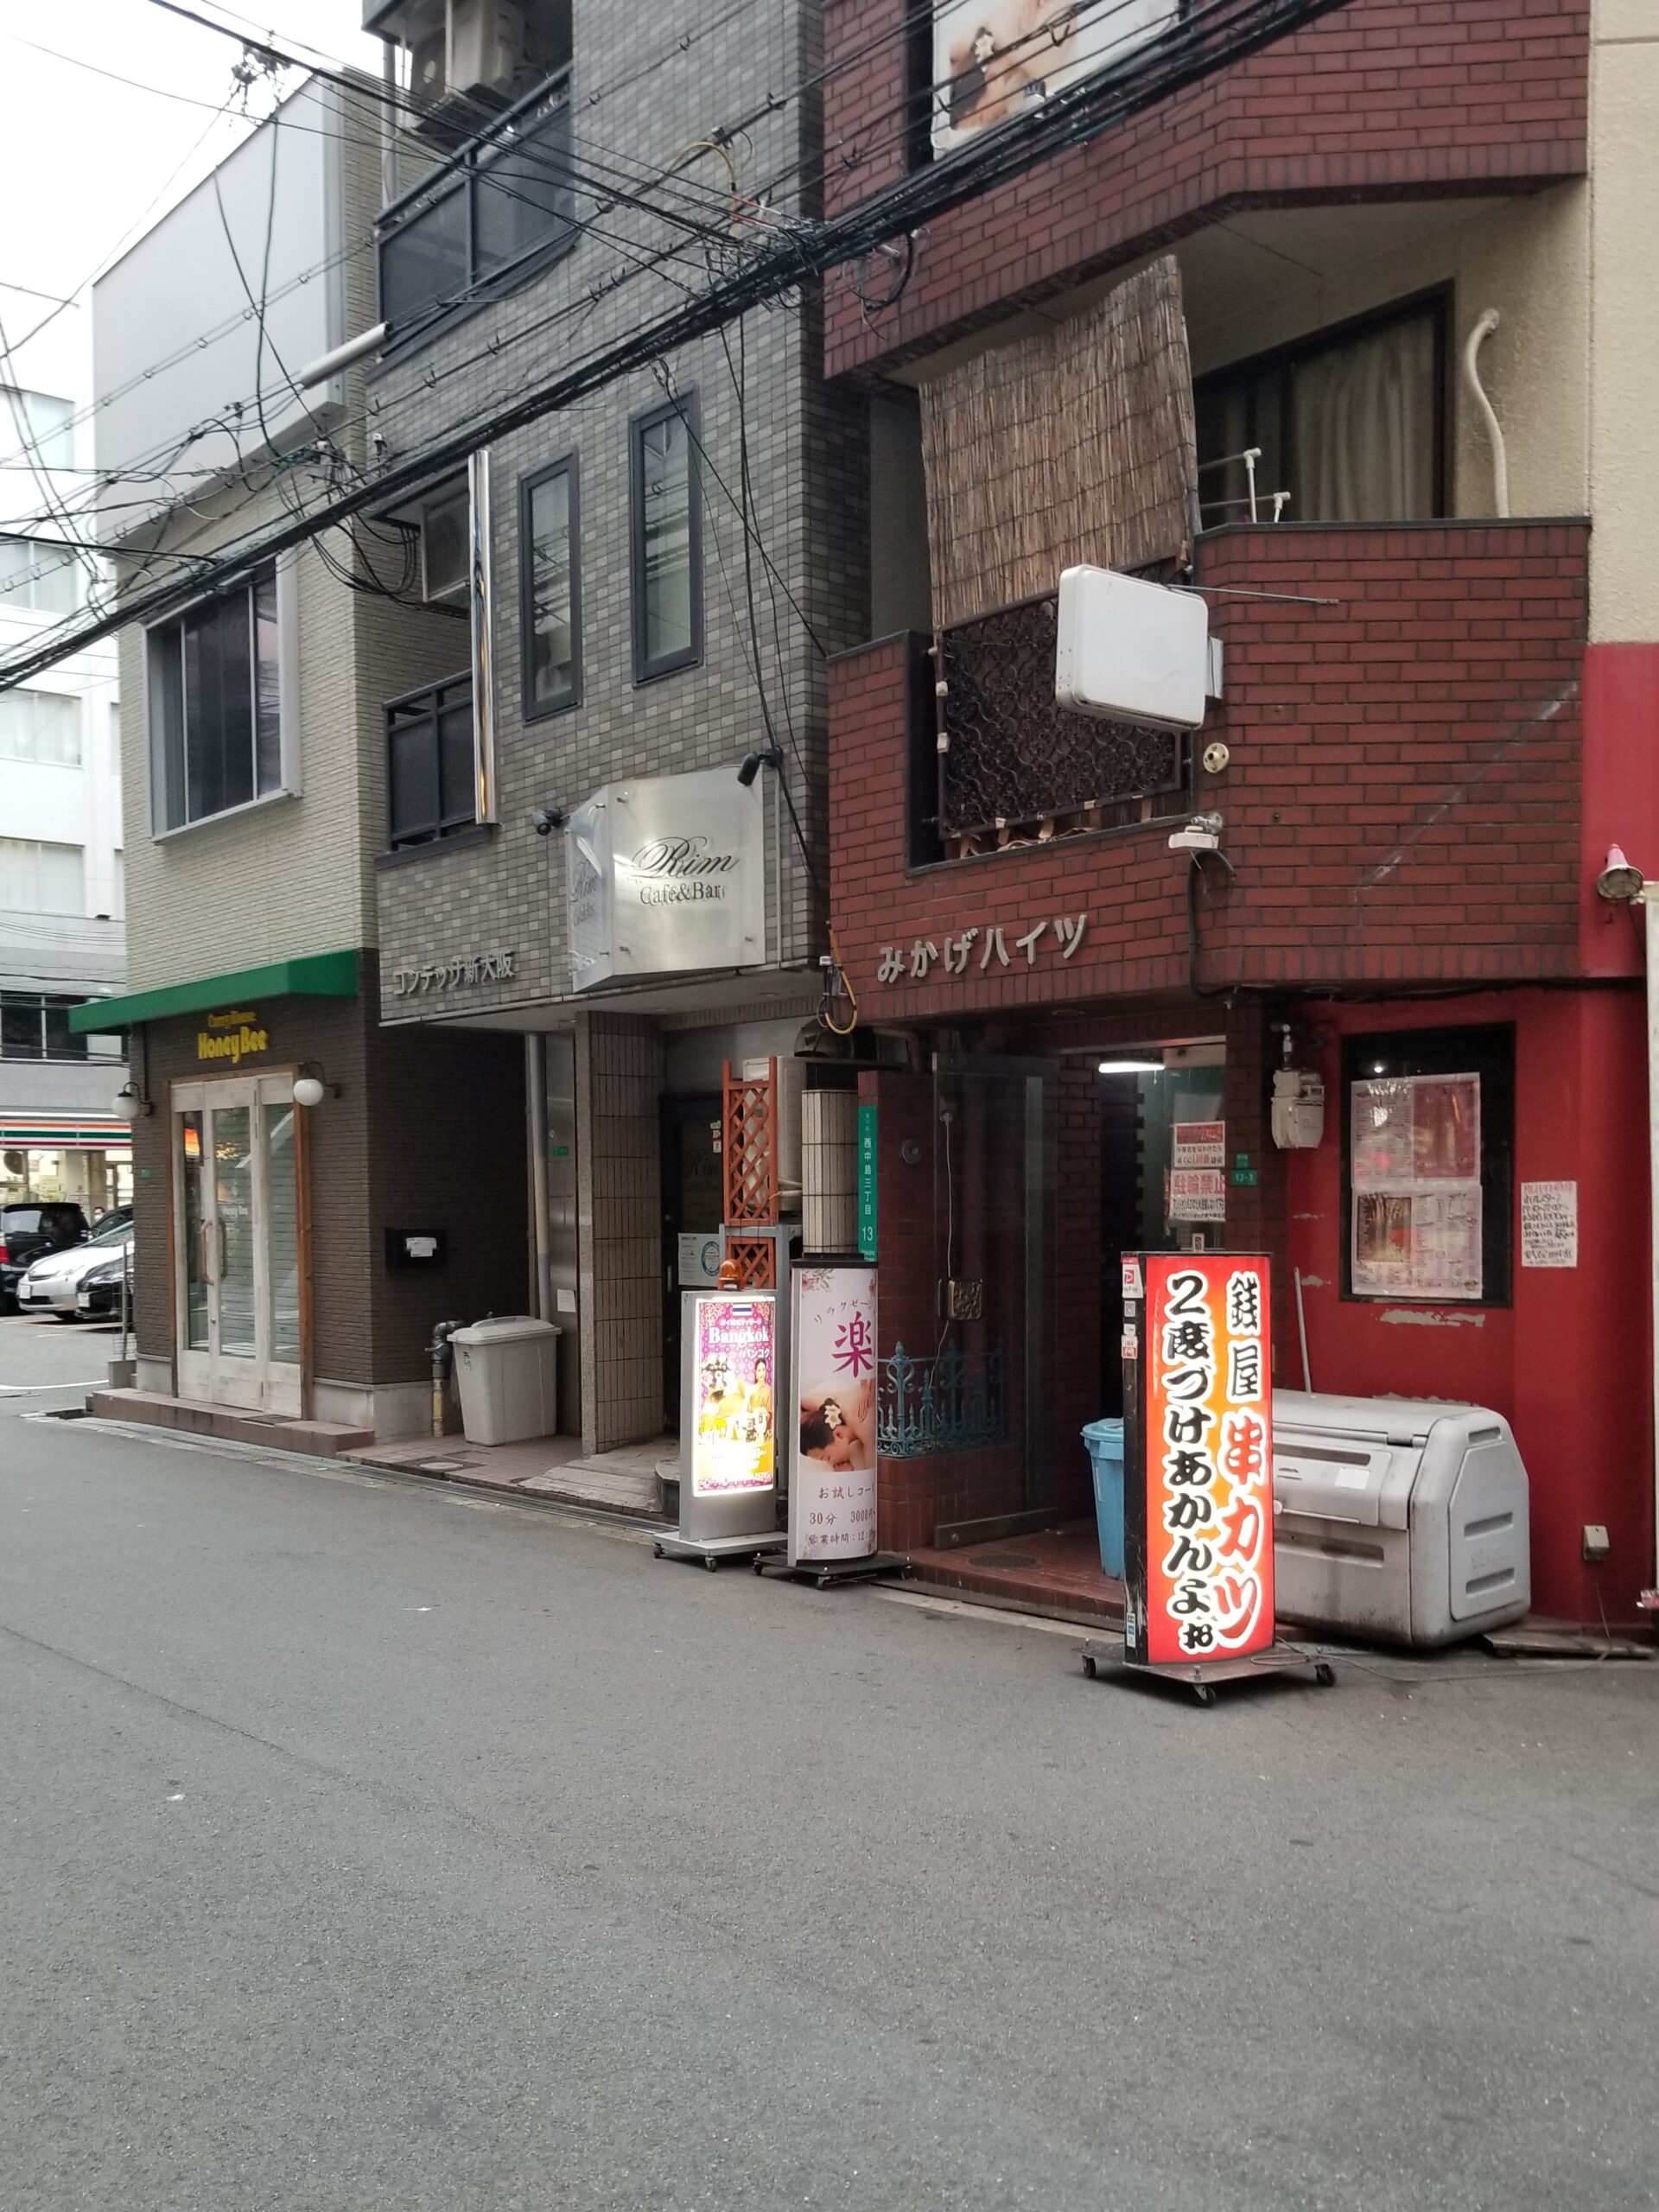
829,521,1589,1011
822,0,1590,377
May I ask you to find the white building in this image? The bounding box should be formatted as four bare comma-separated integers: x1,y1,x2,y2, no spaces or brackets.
0,280,128,1216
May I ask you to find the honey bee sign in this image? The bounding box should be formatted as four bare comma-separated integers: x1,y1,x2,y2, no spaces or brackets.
1122,1254,1274,1667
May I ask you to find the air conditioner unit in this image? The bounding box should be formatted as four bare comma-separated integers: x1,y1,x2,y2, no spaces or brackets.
421,486,471,606
410,23,447,103
448,0,528,102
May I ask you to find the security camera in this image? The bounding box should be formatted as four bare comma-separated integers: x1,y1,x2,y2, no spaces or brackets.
1595,844,1645,902
1168,812,1224,855
529,806,566,836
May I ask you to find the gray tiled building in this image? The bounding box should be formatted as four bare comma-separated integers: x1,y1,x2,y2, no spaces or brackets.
359,0,873,1448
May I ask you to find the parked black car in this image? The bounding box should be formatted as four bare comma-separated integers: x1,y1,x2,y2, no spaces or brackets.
76,1249,137,1321
0,1203,90,1312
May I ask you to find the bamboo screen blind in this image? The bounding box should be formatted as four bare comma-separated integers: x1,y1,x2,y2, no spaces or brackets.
918,255,1198,632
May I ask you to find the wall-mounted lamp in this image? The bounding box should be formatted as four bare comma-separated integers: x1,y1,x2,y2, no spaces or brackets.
737,743,784,789
115,1079,152,1120
1596,844,1645,903
292,1065,340,1109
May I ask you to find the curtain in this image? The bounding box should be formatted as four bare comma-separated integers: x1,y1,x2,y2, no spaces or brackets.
1293,311,1437,523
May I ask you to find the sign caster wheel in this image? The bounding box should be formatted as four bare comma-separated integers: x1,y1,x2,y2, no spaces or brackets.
1081,1654,1098,1680
1314,1662,1336,1687
753,1555,766,1575
703,1554,720,1573
1193,1684,1217,1708
652,1541,664,1559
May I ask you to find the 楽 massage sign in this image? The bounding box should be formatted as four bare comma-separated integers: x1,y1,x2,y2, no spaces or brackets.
1124,1253,1274,1666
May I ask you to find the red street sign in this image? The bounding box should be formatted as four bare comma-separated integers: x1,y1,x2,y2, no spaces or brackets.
1122,1253,1274,1667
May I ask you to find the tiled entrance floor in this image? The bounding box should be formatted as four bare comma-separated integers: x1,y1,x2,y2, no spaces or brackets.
903,1523,1124,1628
346,1431,677,1520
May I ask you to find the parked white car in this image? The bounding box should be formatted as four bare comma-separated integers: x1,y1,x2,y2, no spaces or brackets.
16,1222,134,1320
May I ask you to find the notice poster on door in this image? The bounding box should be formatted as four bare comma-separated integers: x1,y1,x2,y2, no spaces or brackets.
1122,1253,1274,1668
1171,1121,1225,1170
1351,1072,1482,1299
788,1265,878,1565
690,1294,776,1497
1169,1169,1226,1223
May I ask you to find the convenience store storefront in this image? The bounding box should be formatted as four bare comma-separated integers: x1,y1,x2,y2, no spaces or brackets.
0,1113,131,1214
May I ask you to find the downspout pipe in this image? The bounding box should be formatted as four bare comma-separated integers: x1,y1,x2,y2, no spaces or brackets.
1596,849,1659,1611
526,1034,553,1323
1463,309,1510,519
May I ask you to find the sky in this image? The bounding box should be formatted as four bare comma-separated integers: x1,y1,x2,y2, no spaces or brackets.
1,0,384,324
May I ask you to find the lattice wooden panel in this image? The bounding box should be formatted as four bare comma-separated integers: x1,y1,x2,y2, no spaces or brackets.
722,1059,777,1225
721,1236,777,1290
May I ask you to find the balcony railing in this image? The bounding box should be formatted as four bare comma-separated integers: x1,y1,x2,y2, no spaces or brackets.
378,73,575,342
932,593,1190,851
385,670,475,851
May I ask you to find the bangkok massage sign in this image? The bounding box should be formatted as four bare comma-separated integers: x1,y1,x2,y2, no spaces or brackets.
565,765,766,990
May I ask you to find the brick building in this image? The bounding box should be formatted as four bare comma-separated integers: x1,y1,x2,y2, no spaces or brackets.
820,0,1659,1623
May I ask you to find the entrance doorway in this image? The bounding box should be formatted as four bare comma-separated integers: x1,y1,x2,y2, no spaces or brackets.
660,1093,723,1432
172,1074,303,1414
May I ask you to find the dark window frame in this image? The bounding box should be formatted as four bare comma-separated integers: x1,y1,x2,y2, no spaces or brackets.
1340,1022,1515,1308
147,565,282,832
375,73,577,363
0,991,97,1064
1194,286,1452,529
629,389,704,686
385,669,478,853
518,452,582,721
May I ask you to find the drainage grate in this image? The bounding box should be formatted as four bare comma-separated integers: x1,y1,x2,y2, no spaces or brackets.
969,1550,1039,1570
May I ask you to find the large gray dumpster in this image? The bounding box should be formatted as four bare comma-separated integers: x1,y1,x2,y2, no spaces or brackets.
1273,1390,1530,1648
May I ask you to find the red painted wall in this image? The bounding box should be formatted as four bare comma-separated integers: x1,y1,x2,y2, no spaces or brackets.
1286,988,1652,1624
1579,643,1659,976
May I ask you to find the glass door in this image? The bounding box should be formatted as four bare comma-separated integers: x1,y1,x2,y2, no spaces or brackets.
172,1074,303,1415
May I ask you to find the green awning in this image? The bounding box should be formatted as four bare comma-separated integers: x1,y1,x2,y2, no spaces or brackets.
68,949,359,1033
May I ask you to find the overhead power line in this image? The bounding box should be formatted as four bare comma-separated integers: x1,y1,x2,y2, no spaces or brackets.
0,0,1353,690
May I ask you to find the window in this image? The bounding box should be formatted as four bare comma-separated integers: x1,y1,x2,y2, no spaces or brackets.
1196,296,1446,529
0,534,80,615
147,567,283,830
0,687,79,766
0,838,84,913
378,90,575,341
520,455,580,717
1342,1026,1514,1306
0,993,112,1061
386,672,477,850
630,392,702,683
2,386,74,471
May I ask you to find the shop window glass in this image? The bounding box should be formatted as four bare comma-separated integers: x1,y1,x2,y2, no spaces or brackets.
630,391,702,682
147,567,284,830
520,454,581,717
1342,1026,1513,1305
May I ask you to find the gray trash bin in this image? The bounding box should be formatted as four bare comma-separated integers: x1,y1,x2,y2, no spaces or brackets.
452,1316,561,1445
1273,1389,1530,1648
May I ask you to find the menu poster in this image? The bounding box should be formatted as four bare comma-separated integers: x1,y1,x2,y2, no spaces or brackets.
1351,1073,1483,1300
690,1295,776,1496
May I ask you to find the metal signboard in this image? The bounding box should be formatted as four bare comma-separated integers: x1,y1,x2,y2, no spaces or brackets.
1122,1253,1274,1667
677,1290,780,1547
787,1264,878,1566
931,0,1178,153
565,766,766,992
857,1100,878,1261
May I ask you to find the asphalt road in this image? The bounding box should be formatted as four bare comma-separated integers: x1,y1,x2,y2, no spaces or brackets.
0,1310,122,1420
3,1414,1657,2212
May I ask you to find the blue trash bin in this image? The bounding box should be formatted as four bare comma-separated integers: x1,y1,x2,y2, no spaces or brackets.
1082,1418,1126,1580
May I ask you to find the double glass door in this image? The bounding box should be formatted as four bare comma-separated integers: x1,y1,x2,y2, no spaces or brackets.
173,1075,302,1414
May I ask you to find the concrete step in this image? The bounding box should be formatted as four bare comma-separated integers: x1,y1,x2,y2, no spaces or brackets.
90,1389,374,1458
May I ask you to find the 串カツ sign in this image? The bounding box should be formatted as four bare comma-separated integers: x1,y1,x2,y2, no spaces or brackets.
1122,1252,1274,1667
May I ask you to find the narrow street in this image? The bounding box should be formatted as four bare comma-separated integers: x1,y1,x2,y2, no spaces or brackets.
3,1408,1656,2212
